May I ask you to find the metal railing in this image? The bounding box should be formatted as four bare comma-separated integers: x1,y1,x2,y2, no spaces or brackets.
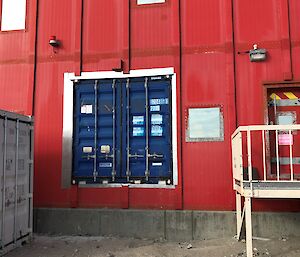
232,124,300,257
232,124,300,190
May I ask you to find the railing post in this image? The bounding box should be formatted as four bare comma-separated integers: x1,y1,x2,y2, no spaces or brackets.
289,129,294,181
236,192,243,240
262,130,267,181
245,197,253,257
246,129,253,195
275,130,280,181
238,132,244,195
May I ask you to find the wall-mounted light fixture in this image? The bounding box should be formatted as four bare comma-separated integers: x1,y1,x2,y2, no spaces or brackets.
249,44,267,62
49,35,60,48
237,44,267,62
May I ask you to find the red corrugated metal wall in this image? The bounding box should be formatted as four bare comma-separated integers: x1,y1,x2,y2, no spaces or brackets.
34,0,81,207
0,0,37,115
1,0,300,211
181,0,236,210
234,0,300,211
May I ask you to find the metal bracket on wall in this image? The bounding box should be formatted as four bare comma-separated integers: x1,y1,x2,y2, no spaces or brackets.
112,60,124,73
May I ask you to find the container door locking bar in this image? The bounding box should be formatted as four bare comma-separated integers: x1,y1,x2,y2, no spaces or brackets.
144,77,150,181
129,153,144,158
14,120,19,244
126,79,131,182
93,80,98,182
148,153,164,159
111,79,117,182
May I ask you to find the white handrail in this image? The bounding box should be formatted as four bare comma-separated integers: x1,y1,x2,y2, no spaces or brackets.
232,124,300,139
232,125,298,184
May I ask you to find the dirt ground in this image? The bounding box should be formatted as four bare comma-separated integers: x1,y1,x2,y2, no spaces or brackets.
5,235,300,257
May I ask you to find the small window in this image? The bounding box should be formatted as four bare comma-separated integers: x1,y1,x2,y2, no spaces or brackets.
187,107,224,142
1,0,27,31
137,0,165,5
276,112,296,125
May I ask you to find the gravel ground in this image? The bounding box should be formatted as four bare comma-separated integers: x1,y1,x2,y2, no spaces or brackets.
4,235,300,257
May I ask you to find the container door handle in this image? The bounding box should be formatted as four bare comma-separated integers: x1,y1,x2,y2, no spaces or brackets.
82,154,96,160
148,153,164,159
128,153,144,159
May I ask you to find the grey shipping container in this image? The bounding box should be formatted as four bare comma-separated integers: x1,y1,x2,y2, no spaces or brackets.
0,110,33,255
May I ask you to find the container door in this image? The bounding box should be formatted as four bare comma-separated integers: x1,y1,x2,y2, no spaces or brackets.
0,118,31,248
73,80,100,182
73,79,118,182
124,78,146,182
16,122,31,239
268,88,300,179
73,76,173,184
96,79,120,182
125,76,172,183
147,77,173,183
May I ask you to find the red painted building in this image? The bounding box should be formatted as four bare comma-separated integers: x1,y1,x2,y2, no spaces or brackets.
1,0,300,212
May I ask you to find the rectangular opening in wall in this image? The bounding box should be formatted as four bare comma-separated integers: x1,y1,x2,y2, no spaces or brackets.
187,107,224,142
71,75,174,185
267,87,300,177
1,0,27,31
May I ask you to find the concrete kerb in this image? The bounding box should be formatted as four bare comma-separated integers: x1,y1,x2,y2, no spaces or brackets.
34,208,300,241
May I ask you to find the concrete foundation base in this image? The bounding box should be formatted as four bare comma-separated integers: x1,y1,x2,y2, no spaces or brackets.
34,208,300,241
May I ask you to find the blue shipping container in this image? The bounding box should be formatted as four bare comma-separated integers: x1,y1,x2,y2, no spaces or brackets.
73,76,173,184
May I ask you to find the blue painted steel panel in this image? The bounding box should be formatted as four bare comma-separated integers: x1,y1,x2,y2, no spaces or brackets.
73,76,173,184
73,81,96,179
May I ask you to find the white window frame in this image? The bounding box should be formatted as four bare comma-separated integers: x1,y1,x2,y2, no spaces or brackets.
186,106,224,142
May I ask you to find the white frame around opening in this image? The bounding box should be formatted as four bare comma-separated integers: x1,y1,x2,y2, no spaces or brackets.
62,67,178,189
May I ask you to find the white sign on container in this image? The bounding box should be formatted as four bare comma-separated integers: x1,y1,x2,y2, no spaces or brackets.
133,116,144,125
81,104,93,114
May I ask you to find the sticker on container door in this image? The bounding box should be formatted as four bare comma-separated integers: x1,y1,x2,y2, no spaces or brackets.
133,127,145,137
151,114,163,125
81,104,93,114
152,162,163,166
133,116,144,125
150,98,169,105
82,146,93,153
151,125,163,136
99,162,112,168
150,105,160,112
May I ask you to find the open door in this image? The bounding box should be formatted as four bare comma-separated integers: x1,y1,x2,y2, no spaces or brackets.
268,87,300,179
